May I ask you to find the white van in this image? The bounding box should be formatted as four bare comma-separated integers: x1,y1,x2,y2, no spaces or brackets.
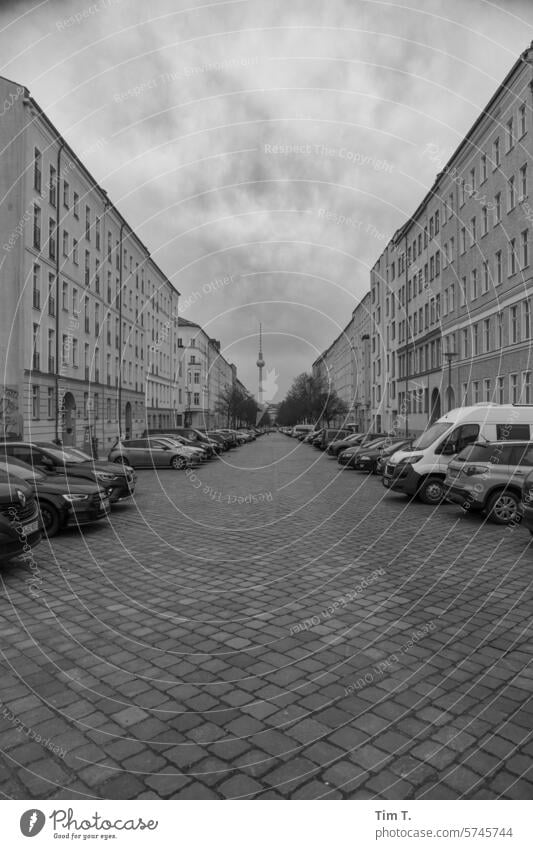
291,424,316,438
383,403,533,504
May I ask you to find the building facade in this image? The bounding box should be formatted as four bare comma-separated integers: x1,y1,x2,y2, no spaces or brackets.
313,43,533,436
0,74,180,455
176,318,236,428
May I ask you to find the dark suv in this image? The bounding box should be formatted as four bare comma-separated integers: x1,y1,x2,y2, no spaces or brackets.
0,471,42,563
1,442,136,504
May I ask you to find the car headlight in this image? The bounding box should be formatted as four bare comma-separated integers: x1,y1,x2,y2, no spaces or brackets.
398,454,424,465
359,455,371,461
95,471,118,482
464,465,489,476
62,493,89,502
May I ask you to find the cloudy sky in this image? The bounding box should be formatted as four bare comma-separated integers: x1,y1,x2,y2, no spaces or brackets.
1,0,533,397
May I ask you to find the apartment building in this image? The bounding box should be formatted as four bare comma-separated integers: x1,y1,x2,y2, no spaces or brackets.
311,294,372,429
0,74,180,453
176,318,236,428
315,42,533,436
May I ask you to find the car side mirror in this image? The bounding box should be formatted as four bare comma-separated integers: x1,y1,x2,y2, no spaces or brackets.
441,443,456,456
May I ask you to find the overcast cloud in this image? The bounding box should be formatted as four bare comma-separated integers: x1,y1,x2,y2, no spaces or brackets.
1,0,533,396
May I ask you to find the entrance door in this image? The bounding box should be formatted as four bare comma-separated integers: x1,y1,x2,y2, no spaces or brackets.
62,392,76,446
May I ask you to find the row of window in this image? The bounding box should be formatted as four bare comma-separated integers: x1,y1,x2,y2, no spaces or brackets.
444,298,532,358
30,386,147,421
462,372,532,406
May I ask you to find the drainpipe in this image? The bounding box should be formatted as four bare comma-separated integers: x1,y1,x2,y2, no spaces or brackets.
118,220,125,438
55,141,65,443
404,233,409,438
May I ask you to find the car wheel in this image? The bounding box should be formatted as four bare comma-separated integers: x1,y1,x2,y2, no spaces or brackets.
39,501,61,537
418,476,445,505
171,455,187,470
113,456,129,465
486,490,520,525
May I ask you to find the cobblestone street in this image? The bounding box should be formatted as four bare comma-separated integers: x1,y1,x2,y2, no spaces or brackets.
1,433,532,800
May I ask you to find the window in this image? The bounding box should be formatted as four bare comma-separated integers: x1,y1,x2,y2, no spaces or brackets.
47,387,54,418
508,238,517,276
495,250,503,285
62,229,69,257
471,268,478,300
193,392,200,406
462,383,468,405
32,323,40,370
462,328,468,358
520,164,527,200
521,229,529,268
497,376,505,404
73,192,79,218
460,276,466,307
473,323,479,355
523,372,532,404
62,280,68,310
48,274,55,317
460,227,466,254
47,219,56,262
435,209,440,234
472,381,480,404
494,192,501,224
94,303,100,338
85,206,91,241
449,236,454,261
497,312,504,348
482,260,489,293
449,283,455,312
85,250,90,286
62,334,69,366
482,205,488,236
484,318,491,352
95,216,101,251
524,299,531,338
34,148,42,192
507,175,516,211
84,297,90,333
63,180,69,208
33,204,41,249
470,216,476,245
49,165,57,206
511,305,519,343
48,329,55,372
520,103,527,138
493,136,500,167
484,379,491,401
510,373,519,404
73,238,79,265
32,385,40,419
506,117,514,152
72,287,78,315
32,263,40,309
480,153,487,183
459,179,465,207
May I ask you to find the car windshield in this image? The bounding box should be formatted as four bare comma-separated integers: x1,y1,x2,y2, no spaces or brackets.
412,422,451,450
63,447,93,461
0,460,44,481
456,444,495,462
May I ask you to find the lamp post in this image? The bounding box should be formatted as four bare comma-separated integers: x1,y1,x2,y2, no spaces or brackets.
443,350,458,412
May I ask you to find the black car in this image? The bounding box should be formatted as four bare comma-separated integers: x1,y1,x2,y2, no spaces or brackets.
0,471,42,562
0,458,110,537
353,438,413,474
1,442,136,504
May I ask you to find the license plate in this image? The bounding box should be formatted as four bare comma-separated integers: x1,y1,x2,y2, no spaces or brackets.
383,478,390,488
22,520,39,535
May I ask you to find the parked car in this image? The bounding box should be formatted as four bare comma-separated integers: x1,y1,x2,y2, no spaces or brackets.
142,428,218,455
314,428,352,451
338,437,390,468
204,432,231,451
375,439,414,475
0,470,42,563
108,438,194,469
0,457,110,537
1,442,136,504
521,469,533,535
157,433,211,460
327,432,382,457
383,404,533,505
291,425,317,439
353,438,414,474
444,440,533,524
149,437,204,466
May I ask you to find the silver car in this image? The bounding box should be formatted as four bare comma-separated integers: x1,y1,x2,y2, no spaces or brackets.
108,438,192,470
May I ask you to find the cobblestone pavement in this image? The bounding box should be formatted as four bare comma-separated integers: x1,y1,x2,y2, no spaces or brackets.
1,433,532,800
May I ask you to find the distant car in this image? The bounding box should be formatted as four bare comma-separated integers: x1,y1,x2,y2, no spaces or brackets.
338,437,390,468
153,437,205,465
143,428,218,456
0,469,42,563
108,438,194,470
353,438,414,474
445,440,533,524
2,442,136,504
0,457,109,537
314,428,352,451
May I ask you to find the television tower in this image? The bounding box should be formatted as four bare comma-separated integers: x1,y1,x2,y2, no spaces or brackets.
256,323,266,404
